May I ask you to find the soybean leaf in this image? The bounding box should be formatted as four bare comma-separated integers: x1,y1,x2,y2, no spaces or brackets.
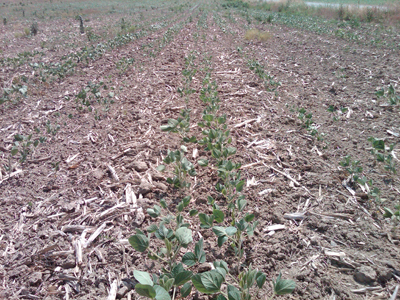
273,273,296,295
189,209,198,217
134,270,154,286
198,158,209,167
174,271,193,286
154,285,171,300
212,226,226,237
175,227,193,247
171,264,185,278
215,267,227,277
244,213,254,222
213,209,224,223
214,261,229,274
217,235,228,247
182,252,196,267
236,180,245,192
237,199,247,211
216,295,227,300
135,284,156,298
129,234,149,252
156,165,166,172
192,270,223,294
256,271,267,289
180,282,192,298
225,226,237,236
195,238,206,263
227,285,240,300
146,224,158,233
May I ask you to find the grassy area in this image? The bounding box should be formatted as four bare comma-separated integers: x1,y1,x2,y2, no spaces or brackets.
304,0,398,5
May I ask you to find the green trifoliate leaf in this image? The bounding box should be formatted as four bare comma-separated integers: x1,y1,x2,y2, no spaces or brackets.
146,224,158,233
212,226,226,237
160,277,174,292
244,213,254,222
174,271,193,286
156,165,166,172
213,209,224,223
227,285,240,300
189,209,198,216
129,234,149,252
134,270,154,286
195,238,206,263
256,271,267,289
273,273,296,295
182,252,196,266
225,226,237,236
154,285,171,300
175,227,193,247
217,235,228,247
236,180,245,192
198,158,209,166
180,282,192,297
191,270,223,294
135,284,156,298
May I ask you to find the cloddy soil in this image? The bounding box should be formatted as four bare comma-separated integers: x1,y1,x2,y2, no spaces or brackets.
0,0,399,299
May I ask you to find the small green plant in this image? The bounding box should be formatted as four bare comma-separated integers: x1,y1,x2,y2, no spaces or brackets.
157,146,196,190
298,108,318,136
368,137,396,174
383,203,400,222
0,84,27,104
375,84,399,106
46,121,60,136
116,57,134,74
247,60,280,91
327,105,348,121
340,155,363,182
11,133,46,163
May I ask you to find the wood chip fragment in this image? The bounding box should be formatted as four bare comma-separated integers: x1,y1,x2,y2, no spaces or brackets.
234,116,261,128
0,169,23,184
107,279,118,300
264,224,285,232
284,212,306,220
351,286,382,294
324,250,346,257
107,165,120,181
84,222,107,248
390,285,399,300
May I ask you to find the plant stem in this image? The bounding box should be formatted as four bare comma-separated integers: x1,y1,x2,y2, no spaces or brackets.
172,286,176,300
148,249,169,265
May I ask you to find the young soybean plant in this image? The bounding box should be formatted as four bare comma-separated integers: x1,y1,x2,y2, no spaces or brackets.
129,194,204,300
157,145,196,190
368,137,396,174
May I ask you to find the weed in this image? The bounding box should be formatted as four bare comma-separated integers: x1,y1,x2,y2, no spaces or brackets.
244,29,272,42
30,22,38,35
78,15,84,33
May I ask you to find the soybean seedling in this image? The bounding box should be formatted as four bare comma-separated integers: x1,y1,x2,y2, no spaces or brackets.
368,137,396,174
